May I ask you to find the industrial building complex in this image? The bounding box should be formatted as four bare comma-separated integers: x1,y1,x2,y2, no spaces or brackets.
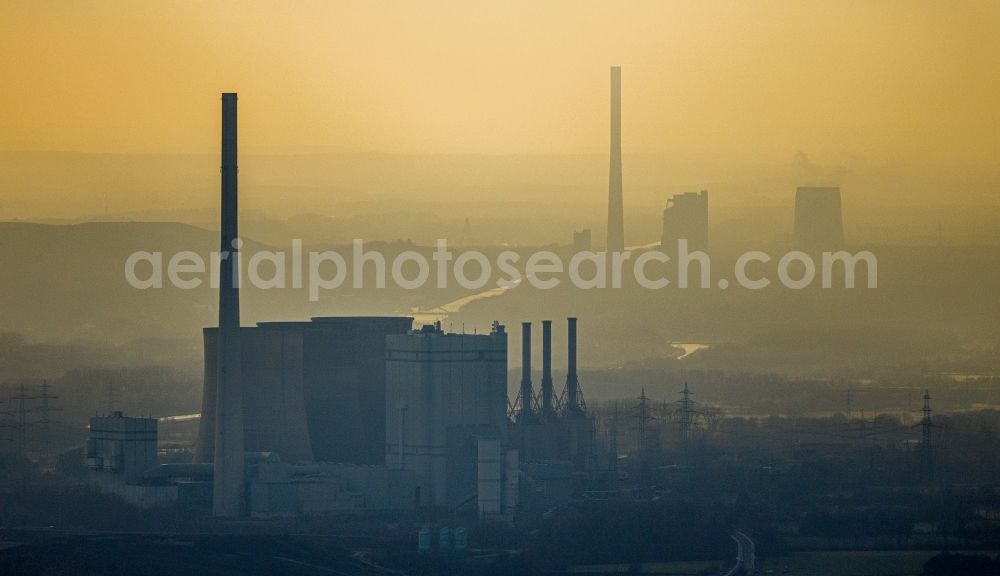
385,322,514,514
83,90,602,521
90,312,596,517
82,69,854,524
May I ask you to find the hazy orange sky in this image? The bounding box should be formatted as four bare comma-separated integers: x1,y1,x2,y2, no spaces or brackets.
1,1,998,163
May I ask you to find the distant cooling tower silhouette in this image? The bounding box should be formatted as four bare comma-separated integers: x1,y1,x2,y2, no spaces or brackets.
794,186,844,249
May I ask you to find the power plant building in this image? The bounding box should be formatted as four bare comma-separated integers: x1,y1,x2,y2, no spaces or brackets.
193,93,539,518
86,411,158,484
661,190,709,253
385,322,516,515
192,92,601,519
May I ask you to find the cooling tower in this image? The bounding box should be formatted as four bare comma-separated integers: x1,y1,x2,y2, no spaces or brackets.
302,316,414,464
794,186,844,249
197,317,413,467
199,324,313,464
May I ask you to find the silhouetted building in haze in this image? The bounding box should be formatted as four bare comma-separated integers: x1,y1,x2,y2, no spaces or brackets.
573,229,592,252
385,322,516,516
661,190,709,252
85,412,212,508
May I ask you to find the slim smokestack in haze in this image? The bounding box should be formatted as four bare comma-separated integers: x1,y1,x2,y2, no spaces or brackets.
541,320,554,416
565,317,580,415
213,92,245,517
607,66,624,252
520,322,534,419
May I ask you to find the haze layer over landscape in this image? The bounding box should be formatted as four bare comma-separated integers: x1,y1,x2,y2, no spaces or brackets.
0,0,998,411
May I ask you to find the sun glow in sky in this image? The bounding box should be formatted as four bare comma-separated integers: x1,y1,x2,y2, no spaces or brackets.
1,0,998,162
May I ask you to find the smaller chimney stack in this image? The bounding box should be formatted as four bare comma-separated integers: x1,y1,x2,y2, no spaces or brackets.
565,317,579,415
520,322,534,419
541,320,554,416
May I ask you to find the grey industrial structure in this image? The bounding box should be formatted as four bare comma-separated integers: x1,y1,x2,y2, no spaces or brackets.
86,411,158,484
794,186,844,249
199,313,591,518
384,322,515,515
509,318,592,501
189,93,532,519
86,411,212,509
196,316,523,518
661,190,709,253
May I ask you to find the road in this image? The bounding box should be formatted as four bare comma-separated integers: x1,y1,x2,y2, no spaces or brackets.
723,531,755,576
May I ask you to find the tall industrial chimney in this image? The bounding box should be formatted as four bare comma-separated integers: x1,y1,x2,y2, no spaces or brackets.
565,317,580,416
541,320,554,416
213,93,245,517
520,322,534,419
606,66,624,252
